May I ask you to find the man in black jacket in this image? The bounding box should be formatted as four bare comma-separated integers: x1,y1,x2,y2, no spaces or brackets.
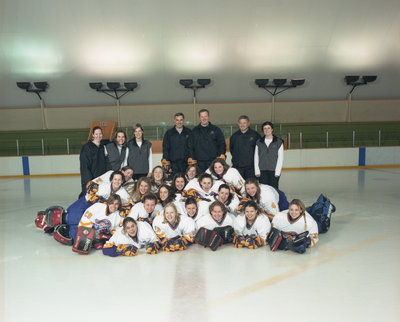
162,112,192,177
188,108,226,173
229,115,261,179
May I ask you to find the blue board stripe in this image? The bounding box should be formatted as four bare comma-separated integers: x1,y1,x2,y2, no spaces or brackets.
22,156,30,175
359,147,366,166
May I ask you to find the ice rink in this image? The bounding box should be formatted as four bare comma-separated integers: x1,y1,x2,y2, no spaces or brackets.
1,168,399,322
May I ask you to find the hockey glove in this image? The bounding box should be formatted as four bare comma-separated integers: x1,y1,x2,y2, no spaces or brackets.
146,241,161,255
116,244,139,256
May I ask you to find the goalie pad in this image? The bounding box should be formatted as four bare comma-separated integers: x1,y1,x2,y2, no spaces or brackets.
53,224,72,245
286,231,311,254
72,226,94,255
266,227,283,252
45,206,67,228
35,211,53,233
194,227,223,251
213,226,234,244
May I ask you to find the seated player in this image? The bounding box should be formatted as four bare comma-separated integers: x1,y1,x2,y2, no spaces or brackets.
207,158,245,194
243,178,279,221
150,166,169,193
171,173,187,202
154,184,184,215
102,217,161,257
183,173,223,201
66,171,130,242
73,194,124,253
271,199,319,254
152,203,196,252
233,200,271,249
127,193,158,224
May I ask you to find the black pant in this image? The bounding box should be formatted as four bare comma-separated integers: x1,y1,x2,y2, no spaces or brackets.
258,170,280,189
197,160,212,174
132,173,148,181
171,160,188,176
235,166,256,180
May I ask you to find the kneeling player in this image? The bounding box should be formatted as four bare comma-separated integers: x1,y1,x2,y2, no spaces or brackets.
102,217,161,257
73,194,123,254
233,201,271,249
152,203,196,252
271,199,319,254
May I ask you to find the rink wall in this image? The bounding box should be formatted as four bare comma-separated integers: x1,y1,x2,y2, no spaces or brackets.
0,146,399,177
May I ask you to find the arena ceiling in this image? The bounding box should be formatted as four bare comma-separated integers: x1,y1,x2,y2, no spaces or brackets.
1,0,400,108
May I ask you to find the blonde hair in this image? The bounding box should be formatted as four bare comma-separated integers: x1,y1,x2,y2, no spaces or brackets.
162,202,181,225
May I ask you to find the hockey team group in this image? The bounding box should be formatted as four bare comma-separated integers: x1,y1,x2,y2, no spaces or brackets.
34,109,336,256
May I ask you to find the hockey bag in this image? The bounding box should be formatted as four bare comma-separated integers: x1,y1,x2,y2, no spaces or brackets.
53,224,73,245
306,194,336,234
266,227,283,251
194,227,223,251
213,226,234,244
45,206,67,228
35,211,54,233
275,188,289,211
72,226,95,255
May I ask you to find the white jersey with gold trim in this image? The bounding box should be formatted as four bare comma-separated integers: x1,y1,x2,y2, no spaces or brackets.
257,184,280,220
196,212,235,230
184,179,223,200
78,203,123,234
272,211,319,247
85,182,131,204
127,202,158,221
105,221,158,250
233,214,271,242
152,214,196,242
206,167,245,194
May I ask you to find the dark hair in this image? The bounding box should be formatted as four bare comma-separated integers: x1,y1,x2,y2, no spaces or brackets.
172,173,188,193
244,178,261,203
261,121,274,130
109,170,125,184
113,130,128,146
92,126,102,135
157,184,175,206
238,115,250,122
121,165,134,173
174,112,184,118
142,193,158,204
198,173,213,190
243,200,260,214
184,197,197,207
198,108,209,116
209,158,229,178
218,183,233,205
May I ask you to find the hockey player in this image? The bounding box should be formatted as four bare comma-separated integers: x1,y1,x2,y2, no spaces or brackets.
127,177,151,203
182,197,209,223
198,184,239,216
233,200,271,249
196,201,234,231
272,199,319,253
91,166,134,185
74,194,124,252
152,203,196,252
67,171,130,242
127,193,158,224
102,217,161,256
171,174,187,202
185,164,200,183
183,173,223,201
207,158,245,194
243,178,280,221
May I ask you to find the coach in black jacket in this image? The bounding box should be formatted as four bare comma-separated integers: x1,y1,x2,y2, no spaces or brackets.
230,115,261,179
162,112,192,176
188,108,226,173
